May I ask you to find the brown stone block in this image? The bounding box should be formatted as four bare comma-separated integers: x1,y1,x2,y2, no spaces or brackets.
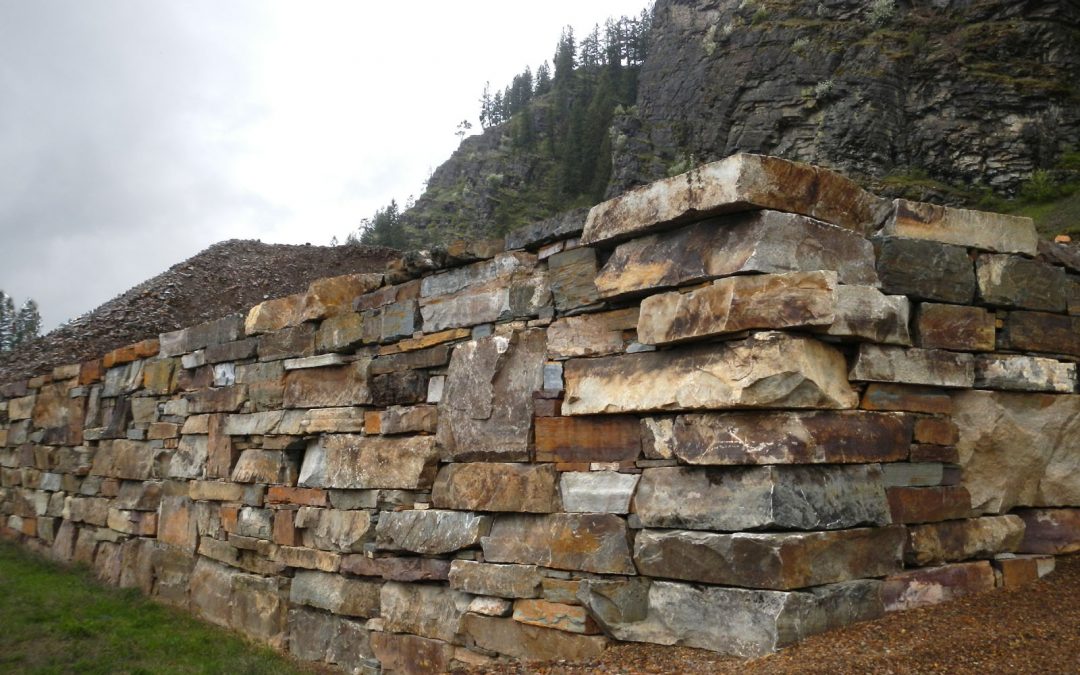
340,555,451,581
906,515,1025,566
1014,508,1080,554
245,293,305,335
882,561,995,611
266,486,328,507
257,324,316,361
274,546,340,572
876,237,976,304
861,384,953,414
79,359,105,385
534,416,642,463
887,486,972,524
999,310,1080,357
369,344,450,375
583,153,887,245
103,344,138,369
915,303,995,351
882,199,1037,255
370,370,428,407
547,308,639,359
547,247,600,312
272,510,299,546
283,362,371,408
909,444,959,463
370,633,453,675
913,417,959,446
513,599,600,634
432,463,559,513
481,513,635,575
993,556,1042,588
377,328,471,355
186,386,248,414
460,614,608,662
976,253,1068,311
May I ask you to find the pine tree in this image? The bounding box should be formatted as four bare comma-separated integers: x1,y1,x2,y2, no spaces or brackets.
359,200,410,249
0,291,12,352
13,299,41,348
553,27,576,83
535,62,552,95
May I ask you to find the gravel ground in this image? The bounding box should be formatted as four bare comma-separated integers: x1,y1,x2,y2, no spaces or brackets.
461,554,1080,675
0,240,397,385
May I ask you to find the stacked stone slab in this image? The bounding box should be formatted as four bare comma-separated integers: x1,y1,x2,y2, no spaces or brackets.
1,154,1078,672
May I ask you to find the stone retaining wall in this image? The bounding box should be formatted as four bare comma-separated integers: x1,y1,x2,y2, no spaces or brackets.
2,154,1079,673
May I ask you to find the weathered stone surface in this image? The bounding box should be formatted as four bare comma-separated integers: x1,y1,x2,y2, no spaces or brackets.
577,578,882,657
273,546,340,572
974,354,1077,392
276,407,366,435
999,310,1080,357
506,207,588,250
448,560,543,598
245,293,305,335
548,247,600,312
298,435,439,490
92,439,166,480
639,271,836,345
376,509,492,554
288,608,373,668
290,569,380,618
370,370,428,407
186,386,247,414
915,303,995,352
881,199,1037,255
882,561,996,611
534,416,642,463
340,555,451,581
303,509,372,552
432,463,559,513
819,285,911,345
361,300,421,344
976,254,1068,311
160,314,244,357
583,154,887,245
887,486,972,524
189,558,236,627
115,481,164,510
365,404,437,435
861,384,953,414
634,526,905,590
641,411,911,465
513,599,599,634
158,495,198,551
906,515,1025,566
188,481,244,502
369,344,450,375
470,596,514,617
953,391,1080,513
634,465,889,532
563,332,858,415
167,435,207,479
314,312,365,354
1014,508,1080,554
876,237,975,304
546,308,639,359
419,272,550,332
595,211,877,300
882,463,946,488
436,330,545,461
421,252,534,297
481,513,635,574
559,472,639,514
460,614,609,662
302,273,383,322
283,361,371,408
850,345,974,388
370,632,454,675
257,324,315,361
381,582,472,643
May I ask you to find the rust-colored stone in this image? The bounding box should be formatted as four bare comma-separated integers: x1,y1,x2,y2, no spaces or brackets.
266,486,329,507
999,310,1080,357
861,384,953,415
882,561,995,611
913,417,959,446
915,303,995,352
534,416,642,463
887,486,972,524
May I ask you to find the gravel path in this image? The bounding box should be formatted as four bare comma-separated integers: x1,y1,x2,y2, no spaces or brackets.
462,554,1080,674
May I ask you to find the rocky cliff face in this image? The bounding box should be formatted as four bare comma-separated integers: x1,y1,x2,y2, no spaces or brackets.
611,0,1080,197
404,0,1080,244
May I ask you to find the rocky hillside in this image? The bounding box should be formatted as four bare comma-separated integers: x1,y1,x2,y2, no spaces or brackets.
0,241,397,384
402,0,1080,245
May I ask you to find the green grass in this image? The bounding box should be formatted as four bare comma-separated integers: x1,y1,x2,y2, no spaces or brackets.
0,541,309,675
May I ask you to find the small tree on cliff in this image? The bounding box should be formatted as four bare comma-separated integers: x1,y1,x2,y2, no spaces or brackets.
13,299,41,347
0,292,14,351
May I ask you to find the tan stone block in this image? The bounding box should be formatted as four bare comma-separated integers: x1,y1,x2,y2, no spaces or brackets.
882,199,1037,255
513,599,599,634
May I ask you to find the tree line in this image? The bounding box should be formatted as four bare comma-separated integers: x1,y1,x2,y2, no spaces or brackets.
0,291,41,351
353,8,654,248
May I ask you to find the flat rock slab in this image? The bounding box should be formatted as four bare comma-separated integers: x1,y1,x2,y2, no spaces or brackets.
634,526,905,590
850,345,974,388
370,632,453,675
633,465,890,532
876,237,976,304
582,153,888,245
1014,508,1080,554
283,362,372,409
432,463,559,513
915,303,995,352
819,285,911,345
640,411,911,465
448,560,543,598
436,330,545,461
460,614,609,662
481,513,635,575
298,434,439,490
289,570,380,618
375,509,492,555
559,472,640,514
953,391,1080,513
546,308,639,359
577,578,883,657
880,199,1037,255
637,271,837,345
999,310,1080,357
594,210,878,300
906,515,1025,566
380,582,472,644
974,355,1077,393
882,561,996,611
534,415,642,463
563,332,858,415
976,254,1068,312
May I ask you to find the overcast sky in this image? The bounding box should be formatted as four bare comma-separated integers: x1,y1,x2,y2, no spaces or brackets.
0,0,649,331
